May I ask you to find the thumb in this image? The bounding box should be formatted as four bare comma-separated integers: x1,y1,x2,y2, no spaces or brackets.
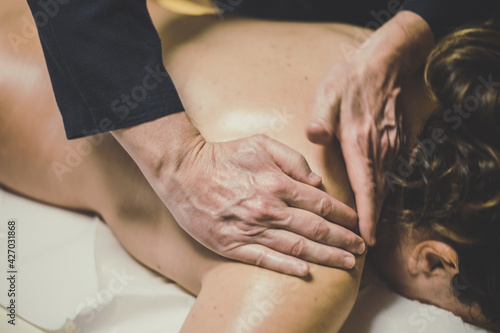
255,135,322,187
307,86,340,145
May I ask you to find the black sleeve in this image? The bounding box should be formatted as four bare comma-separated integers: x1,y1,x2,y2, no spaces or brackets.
401,0,500,38
26,0,184,139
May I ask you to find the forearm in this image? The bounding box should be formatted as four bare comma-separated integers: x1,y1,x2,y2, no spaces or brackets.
359,11,434,81
392,11,434,71
111,112,202,182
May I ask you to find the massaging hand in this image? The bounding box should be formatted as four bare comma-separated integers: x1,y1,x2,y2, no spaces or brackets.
114,112,363,277
307,11,434,246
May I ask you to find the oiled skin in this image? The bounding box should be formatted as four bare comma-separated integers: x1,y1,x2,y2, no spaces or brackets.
0,2,434,332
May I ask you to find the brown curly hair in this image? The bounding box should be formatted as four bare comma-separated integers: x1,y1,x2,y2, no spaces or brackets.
382,20,500,329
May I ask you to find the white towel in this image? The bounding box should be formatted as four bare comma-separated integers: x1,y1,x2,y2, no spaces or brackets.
0,188,488,333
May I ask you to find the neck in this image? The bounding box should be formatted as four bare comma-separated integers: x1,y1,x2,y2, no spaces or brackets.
399,72,439,146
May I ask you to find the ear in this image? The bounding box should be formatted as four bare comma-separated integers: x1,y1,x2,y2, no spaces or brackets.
408,240,459,277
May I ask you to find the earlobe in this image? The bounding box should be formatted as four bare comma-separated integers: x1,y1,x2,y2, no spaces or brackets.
408,240,459,277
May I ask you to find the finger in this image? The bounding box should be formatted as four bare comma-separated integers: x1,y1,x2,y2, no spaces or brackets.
273,207,365,255
354,185,378,247
257,229,357,270
341,141,379,246
281,181,358,230
307,85,341,145
256,135,322,186
229,244,310,277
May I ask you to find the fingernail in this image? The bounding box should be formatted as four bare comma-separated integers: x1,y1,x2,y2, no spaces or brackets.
308,172,322,184
356,241,366,255
295,262,309,276
343,256,355,269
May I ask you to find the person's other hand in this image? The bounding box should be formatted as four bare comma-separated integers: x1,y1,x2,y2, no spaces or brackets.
114,112,363,277
307,11,434,246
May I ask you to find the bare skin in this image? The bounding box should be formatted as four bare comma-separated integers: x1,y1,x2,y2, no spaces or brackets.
0,2,437,332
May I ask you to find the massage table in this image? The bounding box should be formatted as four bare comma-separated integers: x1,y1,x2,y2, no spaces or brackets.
0,188,488,333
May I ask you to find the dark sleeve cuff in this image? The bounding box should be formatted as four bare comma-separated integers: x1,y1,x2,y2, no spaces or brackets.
63,82,184,139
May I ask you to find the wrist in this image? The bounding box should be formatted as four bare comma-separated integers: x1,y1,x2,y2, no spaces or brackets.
362,10,434,81
112,112,204,179
392,11,434,69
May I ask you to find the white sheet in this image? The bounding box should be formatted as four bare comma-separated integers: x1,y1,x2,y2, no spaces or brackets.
0,188,489,333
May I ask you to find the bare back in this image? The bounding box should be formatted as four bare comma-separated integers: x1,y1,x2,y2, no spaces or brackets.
0,3,381,332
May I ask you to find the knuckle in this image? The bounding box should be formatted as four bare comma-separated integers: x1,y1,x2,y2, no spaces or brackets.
289,237,307,258
294,152,309,167
317,85,335,103
251,196,276,219
236,220,267,238
252,134,270,145
357,181,376,197
348,68,363,84
349,122,371,141
310,222,330,243
265,174,287,195
234,141,260,159
327,250,344,266
279,214,293,228
317,196,334,217
343,233,358,249
235,220,256,233
360,120,374,136
214,224,237,250
254,250,269,267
